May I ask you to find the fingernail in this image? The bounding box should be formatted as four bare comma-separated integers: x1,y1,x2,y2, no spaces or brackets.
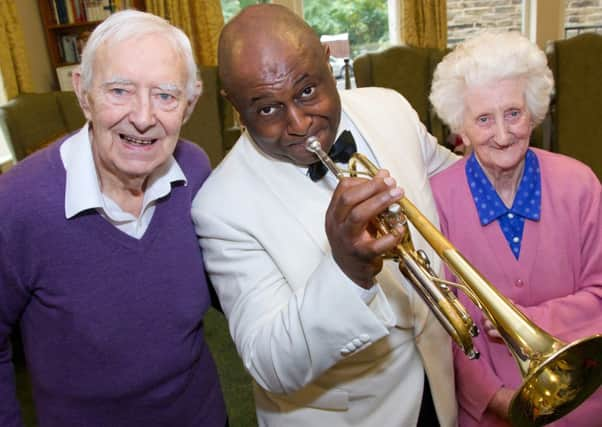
384,177,395,186
389,187,402,198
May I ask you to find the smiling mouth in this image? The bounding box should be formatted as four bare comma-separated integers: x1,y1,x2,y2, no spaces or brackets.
121,134,157,146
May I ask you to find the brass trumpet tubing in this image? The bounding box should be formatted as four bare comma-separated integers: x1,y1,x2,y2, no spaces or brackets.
397,247,478,359
443,251,561,374
399,196,560,367
305,140,602,426
351,154,480,358
306,140,479,358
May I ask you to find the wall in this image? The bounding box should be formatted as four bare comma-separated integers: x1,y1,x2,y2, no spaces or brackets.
15,0,55,93
565,0,602,36
447,0,523,45
448,0,602,47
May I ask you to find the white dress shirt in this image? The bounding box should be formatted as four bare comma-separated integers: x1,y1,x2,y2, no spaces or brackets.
300,111,384,303
60,124,186,239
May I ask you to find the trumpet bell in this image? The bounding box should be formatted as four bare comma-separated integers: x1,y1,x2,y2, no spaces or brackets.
510,334,602,427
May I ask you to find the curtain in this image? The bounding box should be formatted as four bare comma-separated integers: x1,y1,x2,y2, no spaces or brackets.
145,0,224,66
0,0,32,100
403,0,447,49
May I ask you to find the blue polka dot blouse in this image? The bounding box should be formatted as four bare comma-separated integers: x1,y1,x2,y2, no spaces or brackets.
465,149,541,259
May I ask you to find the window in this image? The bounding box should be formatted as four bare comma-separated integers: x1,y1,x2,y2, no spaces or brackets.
304,0,390,58
221,0,269,22
0,71,15,170
304,0,389,86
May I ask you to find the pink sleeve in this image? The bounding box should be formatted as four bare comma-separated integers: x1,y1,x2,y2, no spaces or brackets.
453,343,504,421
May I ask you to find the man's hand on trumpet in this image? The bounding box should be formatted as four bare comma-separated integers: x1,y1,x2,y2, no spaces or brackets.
325,169,405,289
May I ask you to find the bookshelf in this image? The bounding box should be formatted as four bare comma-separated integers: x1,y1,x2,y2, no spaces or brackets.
38,1,146,69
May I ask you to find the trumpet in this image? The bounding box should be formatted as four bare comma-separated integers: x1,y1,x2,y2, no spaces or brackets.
305,137,602,427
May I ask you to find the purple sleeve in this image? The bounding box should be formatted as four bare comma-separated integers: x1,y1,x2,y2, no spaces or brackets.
0,229,27,427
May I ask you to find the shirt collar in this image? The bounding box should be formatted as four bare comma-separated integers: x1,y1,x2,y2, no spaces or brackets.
465,149,541,226
296,112,352,177
60,124,186,219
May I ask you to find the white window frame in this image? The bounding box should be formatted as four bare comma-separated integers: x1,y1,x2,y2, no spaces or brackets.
523,0,565,49
0,75,16,170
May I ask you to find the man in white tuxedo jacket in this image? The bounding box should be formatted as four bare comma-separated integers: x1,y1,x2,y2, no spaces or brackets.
192,4,459,426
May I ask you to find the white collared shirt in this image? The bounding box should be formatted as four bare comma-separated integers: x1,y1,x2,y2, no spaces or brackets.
60,124,186,239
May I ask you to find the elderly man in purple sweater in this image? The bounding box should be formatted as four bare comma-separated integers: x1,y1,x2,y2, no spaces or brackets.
0,10,227,427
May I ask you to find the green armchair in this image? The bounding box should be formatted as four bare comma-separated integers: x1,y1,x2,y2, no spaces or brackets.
548,33,602,179
353,45,449,145
0,66,239,167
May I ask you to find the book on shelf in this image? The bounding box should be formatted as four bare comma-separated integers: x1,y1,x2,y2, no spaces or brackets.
53,0,68,24
49,0,115,25
57,31,91,64
59,34,79,63
49,0,60,24
56,64,79,91
83,0,113,22
49,0,88,24
65,0,74,23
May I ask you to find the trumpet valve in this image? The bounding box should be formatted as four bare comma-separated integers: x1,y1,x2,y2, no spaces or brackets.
381,204,406,230
388,203,402,215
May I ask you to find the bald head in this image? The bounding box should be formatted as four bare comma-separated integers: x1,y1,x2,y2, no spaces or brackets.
216,4,341,167
218,4,324,91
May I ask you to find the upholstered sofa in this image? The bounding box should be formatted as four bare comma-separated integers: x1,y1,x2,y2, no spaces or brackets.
0,66,239,168
548,33,602,179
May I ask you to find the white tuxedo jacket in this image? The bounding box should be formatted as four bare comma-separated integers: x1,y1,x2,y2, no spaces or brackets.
193,88,459,426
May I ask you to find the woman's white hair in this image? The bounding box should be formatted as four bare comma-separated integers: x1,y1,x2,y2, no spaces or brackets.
429,31,554,133
79,10,198,99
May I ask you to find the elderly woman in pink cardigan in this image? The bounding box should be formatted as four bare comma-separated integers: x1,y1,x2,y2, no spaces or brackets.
429,32,602,427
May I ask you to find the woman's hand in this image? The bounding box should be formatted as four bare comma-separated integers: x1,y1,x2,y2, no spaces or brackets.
488,387,515,422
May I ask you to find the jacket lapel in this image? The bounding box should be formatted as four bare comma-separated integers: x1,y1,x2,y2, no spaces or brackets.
237,132,333,253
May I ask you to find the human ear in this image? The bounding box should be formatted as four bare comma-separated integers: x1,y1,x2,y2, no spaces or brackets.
322,44,333,74
183,80,203,124
459,132,472,147
220,89,246,127
72,68,93,122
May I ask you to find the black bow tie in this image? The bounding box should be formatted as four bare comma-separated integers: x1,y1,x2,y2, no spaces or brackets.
307,130,357,182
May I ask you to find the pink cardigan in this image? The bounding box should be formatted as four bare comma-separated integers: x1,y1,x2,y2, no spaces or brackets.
431,148,602,427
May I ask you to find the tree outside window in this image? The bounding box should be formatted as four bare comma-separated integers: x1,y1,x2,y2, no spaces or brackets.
304,0,389,58
221,0,270,22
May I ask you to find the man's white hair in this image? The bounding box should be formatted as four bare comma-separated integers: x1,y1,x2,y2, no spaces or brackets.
430,31,554,133
79,9,199,100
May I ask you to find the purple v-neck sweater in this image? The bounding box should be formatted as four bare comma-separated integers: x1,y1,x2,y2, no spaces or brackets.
0,138,226,426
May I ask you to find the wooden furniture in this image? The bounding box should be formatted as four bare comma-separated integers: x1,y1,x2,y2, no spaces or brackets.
37,0,146,69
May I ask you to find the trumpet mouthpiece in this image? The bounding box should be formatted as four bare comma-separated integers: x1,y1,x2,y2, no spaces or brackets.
305,137,322,153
